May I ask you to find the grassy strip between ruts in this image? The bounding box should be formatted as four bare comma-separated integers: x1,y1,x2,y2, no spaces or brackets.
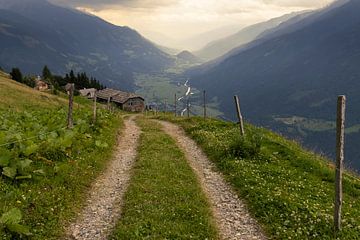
0,76,124,239
110,118,218,239
154,115,360,240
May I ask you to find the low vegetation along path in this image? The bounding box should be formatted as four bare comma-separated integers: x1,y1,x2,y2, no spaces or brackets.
67,115,141,240
158,120,266,240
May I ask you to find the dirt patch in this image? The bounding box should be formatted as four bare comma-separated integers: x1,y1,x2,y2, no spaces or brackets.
66,115,141,240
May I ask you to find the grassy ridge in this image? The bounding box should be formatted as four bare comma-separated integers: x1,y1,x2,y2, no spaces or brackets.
156,115,360,239
111,118,218,239
0,76,123,239
0,75,67,110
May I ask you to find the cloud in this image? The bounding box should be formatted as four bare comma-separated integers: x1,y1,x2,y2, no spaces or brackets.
49,0,335,49
51,0,177,10
262,0,336,8
52,0,334,12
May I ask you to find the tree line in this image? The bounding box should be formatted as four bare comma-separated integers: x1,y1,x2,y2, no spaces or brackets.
9,66,105,94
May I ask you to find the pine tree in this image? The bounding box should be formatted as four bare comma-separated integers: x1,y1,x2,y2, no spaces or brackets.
69,70,75,83
10,68,23,83
42,65,52,81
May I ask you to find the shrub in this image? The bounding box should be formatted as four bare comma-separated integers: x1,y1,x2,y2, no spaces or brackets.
228,133,262,159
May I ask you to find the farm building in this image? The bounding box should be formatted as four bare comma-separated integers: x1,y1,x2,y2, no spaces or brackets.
34,76,49,91
79,88,97,99
96,88,145,112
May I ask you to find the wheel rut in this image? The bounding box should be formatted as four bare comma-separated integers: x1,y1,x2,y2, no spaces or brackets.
66,115,141,240
158,120,267,240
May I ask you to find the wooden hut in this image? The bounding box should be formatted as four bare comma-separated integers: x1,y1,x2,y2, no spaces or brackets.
97,88,145,112
34,76,49,91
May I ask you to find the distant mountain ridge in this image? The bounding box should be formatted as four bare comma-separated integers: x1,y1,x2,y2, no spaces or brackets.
189,0,360,171
194,12,305,61
0,0,173,90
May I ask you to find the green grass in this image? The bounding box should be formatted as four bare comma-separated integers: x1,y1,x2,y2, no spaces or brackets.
134,73,187,104
0,76,123,239
134,70,224,118
155,115,360,240
111,118,218,239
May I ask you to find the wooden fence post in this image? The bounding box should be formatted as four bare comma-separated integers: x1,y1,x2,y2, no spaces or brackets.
107,97,111,111
67,83,74,129
174,93,177,117
204,90,207,119
93,91,97,124
187,98,190,118
334,95,346,232
234,95,245,136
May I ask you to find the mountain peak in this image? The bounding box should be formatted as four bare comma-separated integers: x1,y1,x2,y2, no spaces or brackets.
177,51,202,64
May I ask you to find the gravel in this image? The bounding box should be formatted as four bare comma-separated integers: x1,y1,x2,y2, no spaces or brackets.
158,120,267,240
66,116,141,240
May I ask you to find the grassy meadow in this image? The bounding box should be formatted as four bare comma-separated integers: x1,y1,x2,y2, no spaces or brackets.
155,115,360,239
0,75,122,239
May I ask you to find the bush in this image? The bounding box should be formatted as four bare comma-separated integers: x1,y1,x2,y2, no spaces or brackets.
227,133,262,159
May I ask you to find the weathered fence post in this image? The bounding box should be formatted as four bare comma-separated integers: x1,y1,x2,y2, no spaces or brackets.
93,91,97,124
66,83,74,129
203,90,207,119
334,95,346,232
234,95,245,136
187,98,190,118
174,93,177,117
107,97,111,111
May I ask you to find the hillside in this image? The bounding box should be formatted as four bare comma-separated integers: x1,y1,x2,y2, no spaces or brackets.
1,71,359,239
156,115,360,239
0,74,122,239
0,0,173,91
195,12,303,61
189,0,360,171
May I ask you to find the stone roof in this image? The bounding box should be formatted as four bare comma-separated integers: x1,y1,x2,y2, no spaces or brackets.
96,88,119,99
97,88,144,104
79,88,96,97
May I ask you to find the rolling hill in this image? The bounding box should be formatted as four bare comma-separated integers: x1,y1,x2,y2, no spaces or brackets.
189,0,360,171
0,0,174,90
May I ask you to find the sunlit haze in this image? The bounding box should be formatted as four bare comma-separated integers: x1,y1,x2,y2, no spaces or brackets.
53,0,335,50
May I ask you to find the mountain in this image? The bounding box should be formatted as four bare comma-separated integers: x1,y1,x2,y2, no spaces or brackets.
179,25,243,52
0,0,173,90
176,51,202,64
190,0,360,171
194,12,305,61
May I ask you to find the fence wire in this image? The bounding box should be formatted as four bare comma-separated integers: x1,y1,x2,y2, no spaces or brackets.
0,126,67,148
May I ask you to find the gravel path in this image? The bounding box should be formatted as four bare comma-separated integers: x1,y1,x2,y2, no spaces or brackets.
66,116,141,240
158,120,267,240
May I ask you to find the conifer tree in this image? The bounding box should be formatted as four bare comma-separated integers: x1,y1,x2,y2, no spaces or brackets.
10,68,23,83
42,65,52,81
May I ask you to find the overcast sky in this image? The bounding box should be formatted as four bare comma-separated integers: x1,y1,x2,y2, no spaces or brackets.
52,0,336,49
